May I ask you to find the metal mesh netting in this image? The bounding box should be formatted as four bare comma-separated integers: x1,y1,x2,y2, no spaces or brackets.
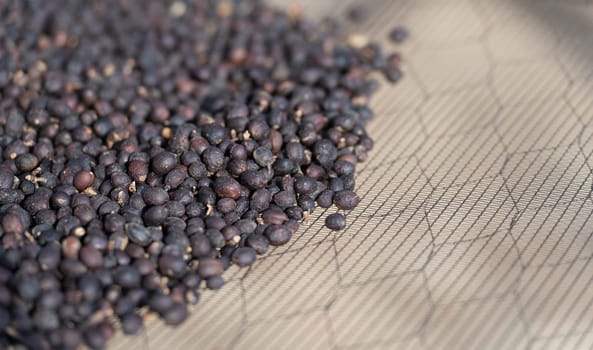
110,0,593,349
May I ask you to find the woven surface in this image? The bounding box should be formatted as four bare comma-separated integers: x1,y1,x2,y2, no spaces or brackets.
110,0,593,349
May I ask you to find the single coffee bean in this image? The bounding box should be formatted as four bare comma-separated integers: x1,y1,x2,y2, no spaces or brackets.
121,313,143,335
79,246,103,269
163,303,188,326
73,171,95,191
197,258,224,278
389,27,409,43
143,187,169,206
265,225,292,246
232,247,257,267
247,234,270,255
333,190,361,210
213,176,241,199
152,152,177,175
124,223,152,246
294,176,316,195
325,213,347,231
15,153,39,172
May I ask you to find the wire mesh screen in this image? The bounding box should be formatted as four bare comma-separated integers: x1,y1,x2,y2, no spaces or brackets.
110,0,593,349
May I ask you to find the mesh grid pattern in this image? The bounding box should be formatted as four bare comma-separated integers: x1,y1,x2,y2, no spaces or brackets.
110,0,593,349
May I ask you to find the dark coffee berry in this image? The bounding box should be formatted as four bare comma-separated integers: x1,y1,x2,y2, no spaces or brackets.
333,190,361,210
152,151,177,175
15,153,39,172
74,171,95,191
205,216,226,230
389,27,409,43
261,209,286,225
33,308,60,331
61,328,83,349
342,174,355,190
123,224,152,248
213,176,241,199
181,152,200,165
325,213,347,230
198,258,224,278
190,235,211,258
62,236,81,259
162,200,182,217
314,139,338,168
221,225,241,242
334,160,355,176
384,67,403,83
286,142,305,164
253,146,274,168
165,168,187,189
273,158,295,175
232,247,257,267
188,161,206,179
247,235,270,255
329,177,345,192
206,229,225,248
20,180,35,195
0,308,9,330
346,4,368,22
79,274,101,301
206,275,225,290
285,220,300,234
39,290,63,309
163,302,188,326
233,219,256,235
202,124,228,145
265,224,292,246
149,293,174,315
38,245,61,271
317,190,334,208
84,327,107,349
241,169,269,189
16,275,40,300
121,313,143,335
111,172,132,187
114,266,141,288
286,206,304,220
143,187,169,206
143,206,168,226
159,254,187,278
184,202,204,217
298,196,315,213
74,205,95,225
217,198,237,214
250,188,271,212
109,232,129,252
2,213,24,233
0,168,14,189
230,144,247,160
274,190,297,208
79,246,103,269
202,147,225,172
128,160,149,182
248,119,270,140
294,176,316,195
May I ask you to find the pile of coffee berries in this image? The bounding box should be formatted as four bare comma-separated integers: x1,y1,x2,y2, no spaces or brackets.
0,0,403,348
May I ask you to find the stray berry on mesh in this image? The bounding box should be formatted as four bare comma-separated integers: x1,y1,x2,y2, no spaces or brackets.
325,213,347,231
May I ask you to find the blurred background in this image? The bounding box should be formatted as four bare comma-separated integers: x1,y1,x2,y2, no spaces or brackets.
111,0,593,349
